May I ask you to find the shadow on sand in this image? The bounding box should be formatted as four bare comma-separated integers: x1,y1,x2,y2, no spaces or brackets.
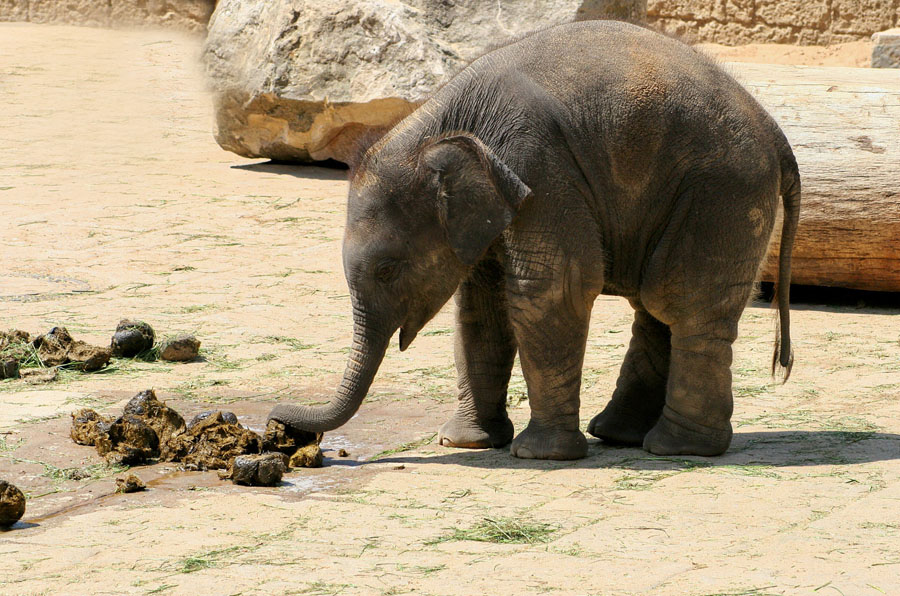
372,430,900,471
231,160,348,181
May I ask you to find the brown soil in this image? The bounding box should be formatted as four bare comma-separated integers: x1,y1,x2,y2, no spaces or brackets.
0,23,898,596
698,40,873,67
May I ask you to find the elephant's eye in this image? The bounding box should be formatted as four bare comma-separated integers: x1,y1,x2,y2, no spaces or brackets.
375,260,402,284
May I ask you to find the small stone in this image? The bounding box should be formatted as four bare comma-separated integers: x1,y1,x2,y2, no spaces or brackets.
0,358,19,380
226,453,287,486
187,410,238,430
110,320,155,358
159,334,201,362
115,474,146,493
0,480,26,528
337,448,349,457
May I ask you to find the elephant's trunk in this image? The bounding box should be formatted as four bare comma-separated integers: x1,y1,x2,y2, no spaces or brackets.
268,315,390,433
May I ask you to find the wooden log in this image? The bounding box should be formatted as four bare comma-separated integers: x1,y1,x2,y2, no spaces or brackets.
726,63,900,293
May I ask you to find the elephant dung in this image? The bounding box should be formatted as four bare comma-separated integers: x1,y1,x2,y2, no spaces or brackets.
158,334,201,362
0,480,26,528
104,415,160,465
222,453,288,486
70,408,114,453
262,420,323,469
110,320,155,358
122,389,185,459
70,390,184,465
32,327,110,372
0,358,19,379
115,474,146,494
165,411,261,471
187,410,237,430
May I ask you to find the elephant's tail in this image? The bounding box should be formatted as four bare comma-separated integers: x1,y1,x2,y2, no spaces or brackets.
772,146,801,382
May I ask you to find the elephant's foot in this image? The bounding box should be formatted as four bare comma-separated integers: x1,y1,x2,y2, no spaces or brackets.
438,411,514,449
587,401,661,446
642,406,732,456
510,423,588,460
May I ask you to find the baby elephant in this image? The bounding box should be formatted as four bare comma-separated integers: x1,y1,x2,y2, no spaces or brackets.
270,20,800,460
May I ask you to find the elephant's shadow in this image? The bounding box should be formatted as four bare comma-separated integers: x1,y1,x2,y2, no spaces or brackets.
372,430,900,471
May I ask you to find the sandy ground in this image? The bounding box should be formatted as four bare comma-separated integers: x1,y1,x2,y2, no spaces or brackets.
699,40,873,67
1,23,899,596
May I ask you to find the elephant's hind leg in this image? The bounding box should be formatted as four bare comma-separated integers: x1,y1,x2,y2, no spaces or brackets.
588,306,670,446
439,257,516,449
642,318,738,456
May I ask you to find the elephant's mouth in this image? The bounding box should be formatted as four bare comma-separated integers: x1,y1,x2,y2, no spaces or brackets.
398,325,418,351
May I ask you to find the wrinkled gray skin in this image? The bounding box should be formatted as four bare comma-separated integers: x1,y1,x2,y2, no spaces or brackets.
269,21,800,460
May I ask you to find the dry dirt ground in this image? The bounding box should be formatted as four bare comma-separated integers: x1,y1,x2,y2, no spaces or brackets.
1,23,899,596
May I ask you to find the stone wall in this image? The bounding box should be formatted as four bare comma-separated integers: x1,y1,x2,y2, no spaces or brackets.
647,0,900,45
0,0,216,33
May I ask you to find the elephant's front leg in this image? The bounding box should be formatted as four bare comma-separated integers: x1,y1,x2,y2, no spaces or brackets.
438,258,516,449
506,276,591,461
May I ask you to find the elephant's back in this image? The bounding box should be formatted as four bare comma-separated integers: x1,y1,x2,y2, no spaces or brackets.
475,20,782,194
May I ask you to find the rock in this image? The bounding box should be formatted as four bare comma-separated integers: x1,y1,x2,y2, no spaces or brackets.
187,410,238,430
337,448,349,458
115,474,146,494
159,334,200,362
262,419,323,468
122,390,186,458
31,327,110,372
0,0,216,32
203,0,636,164
110,320,155,358
0,480,26,528
872,28,900,68
224,453,288,486
0,358,18,379
165,411,261,470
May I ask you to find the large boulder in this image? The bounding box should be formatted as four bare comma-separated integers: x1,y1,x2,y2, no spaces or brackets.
203,0,643,164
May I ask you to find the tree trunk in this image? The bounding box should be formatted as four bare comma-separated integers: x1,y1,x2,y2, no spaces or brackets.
729,63,900,293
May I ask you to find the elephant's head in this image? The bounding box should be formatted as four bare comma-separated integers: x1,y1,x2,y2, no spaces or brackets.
269,132,532,433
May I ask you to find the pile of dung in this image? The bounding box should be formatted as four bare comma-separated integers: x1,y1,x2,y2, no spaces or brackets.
71,407,160,465
32,327,111,372
221,453,288,487
70,390,326,482
166,411,262,471
71,390,190,466
262,420,323,468
1,330,35,379
110,320,155,358
0,480,26,528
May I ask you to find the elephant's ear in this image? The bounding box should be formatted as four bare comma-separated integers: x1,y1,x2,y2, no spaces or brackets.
421,134,531,265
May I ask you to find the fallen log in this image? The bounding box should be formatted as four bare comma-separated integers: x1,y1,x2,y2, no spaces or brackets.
730,63,900,293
